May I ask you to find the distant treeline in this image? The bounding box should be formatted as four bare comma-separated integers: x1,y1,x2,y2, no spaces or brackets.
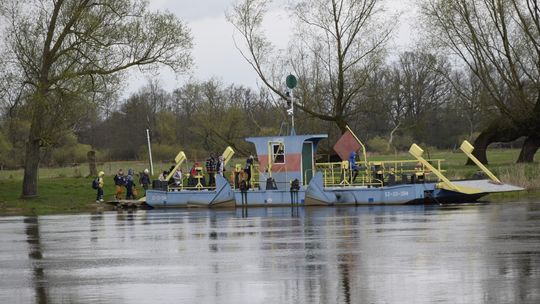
0,50,516,169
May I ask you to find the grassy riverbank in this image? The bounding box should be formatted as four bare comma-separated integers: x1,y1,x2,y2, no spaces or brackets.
0,160,156,216
0,178,103,215
0,149,538,216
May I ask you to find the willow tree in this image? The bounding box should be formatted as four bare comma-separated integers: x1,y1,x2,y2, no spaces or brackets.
0,0,193,197
228,0,392,132
421,0,540,163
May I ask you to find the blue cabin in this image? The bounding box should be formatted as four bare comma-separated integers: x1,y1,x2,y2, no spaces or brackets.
245,134,327,190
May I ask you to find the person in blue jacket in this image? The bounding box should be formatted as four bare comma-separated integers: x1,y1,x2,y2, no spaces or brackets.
348,151,359,182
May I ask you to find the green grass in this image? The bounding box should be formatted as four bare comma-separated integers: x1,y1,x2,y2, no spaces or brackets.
0,177,107,215
0,148,538,216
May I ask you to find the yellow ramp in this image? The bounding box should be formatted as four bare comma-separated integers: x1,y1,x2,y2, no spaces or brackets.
222,146,234,166
409,144,481,194
460,140,502,184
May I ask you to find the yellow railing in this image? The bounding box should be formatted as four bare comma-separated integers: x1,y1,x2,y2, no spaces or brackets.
247,164,290,189
228,164,266,190
167,175,218,191
315,159,445,187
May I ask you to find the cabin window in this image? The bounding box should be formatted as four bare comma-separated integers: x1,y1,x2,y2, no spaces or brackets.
272,143,285,164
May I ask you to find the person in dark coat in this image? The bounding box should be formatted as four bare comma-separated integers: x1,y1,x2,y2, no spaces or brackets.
139,168,151,195
113,169,126,200
206,153,216,187
125,169,137,199
244,155,254,188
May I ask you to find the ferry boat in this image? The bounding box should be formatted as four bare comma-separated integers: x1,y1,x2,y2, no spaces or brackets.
143,127,523,208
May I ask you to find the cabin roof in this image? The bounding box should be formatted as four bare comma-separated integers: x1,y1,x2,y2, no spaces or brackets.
245,134,328,146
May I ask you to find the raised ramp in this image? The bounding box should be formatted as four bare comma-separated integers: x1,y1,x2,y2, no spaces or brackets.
305,172,337,205
451,180,524,193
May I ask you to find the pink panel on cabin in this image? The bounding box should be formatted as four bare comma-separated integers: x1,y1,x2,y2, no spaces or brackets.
333,129,362,161
257,154,302,172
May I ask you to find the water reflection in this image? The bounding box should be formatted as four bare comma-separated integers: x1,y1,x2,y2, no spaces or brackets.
24,217,48,304
90,212,103,243
0,202,539,303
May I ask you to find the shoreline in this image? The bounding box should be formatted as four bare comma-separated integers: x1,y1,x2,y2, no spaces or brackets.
1,178,537,216
1,155,538,216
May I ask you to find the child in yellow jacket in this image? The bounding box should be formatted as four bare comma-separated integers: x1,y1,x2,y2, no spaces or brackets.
96,171,105,203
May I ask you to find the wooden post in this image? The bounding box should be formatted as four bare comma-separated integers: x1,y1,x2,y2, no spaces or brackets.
87,150,97,177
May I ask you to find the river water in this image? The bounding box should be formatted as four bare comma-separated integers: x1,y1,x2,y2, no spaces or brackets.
1,201,539,304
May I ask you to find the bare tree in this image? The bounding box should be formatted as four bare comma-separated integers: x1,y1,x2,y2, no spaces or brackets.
449,70,488,142
228,0,392,132
0,0,193,197
421,0,540,163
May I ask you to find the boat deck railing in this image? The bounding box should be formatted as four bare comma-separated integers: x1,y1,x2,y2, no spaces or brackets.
166,174,218,191
227,164,264,190
315,159,445,187
168,185,217,191
227,164,295,190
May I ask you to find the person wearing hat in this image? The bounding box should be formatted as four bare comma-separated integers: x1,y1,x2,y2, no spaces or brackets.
139,168,151,195
96,171,105,203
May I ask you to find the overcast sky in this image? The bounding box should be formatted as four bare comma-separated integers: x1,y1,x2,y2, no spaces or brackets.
126,0,418,96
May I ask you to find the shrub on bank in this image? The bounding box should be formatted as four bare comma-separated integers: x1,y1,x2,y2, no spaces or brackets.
498,164,540,191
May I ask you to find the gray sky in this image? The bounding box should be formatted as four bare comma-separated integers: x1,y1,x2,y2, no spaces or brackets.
126,0,418,95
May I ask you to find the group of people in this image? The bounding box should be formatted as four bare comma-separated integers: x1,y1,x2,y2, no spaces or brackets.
154,153,254,189
158,166,184,187
116,168,153,199
151,154,228,189
94,154,257,201
93,168,152,203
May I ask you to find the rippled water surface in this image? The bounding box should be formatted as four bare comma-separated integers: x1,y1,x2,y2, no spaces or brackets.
1,201,540,304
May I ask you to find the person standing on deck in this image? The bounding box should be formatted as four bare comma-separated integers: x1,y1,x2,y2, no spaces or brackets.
158,170,167,182
188,163,198,187
206,153,216,187
113,169,126,200
217,155,225,176
348,151,359,183
125,169,137,199
173,167,183,187
96,171,105,203
244,155,254,189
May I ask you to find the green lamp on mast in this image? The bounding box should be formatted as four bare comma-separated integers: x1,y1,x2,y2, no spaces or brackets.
286,74,297,135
